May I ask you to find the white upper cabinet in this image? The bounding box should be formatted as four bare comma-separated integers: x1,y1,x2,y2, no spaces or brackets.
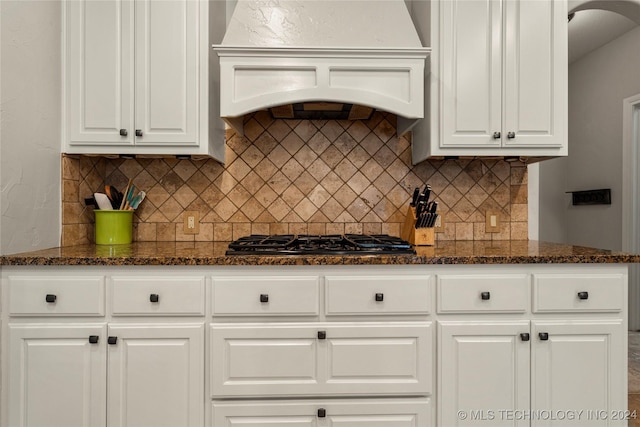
64,0,225,160
418,0,567,160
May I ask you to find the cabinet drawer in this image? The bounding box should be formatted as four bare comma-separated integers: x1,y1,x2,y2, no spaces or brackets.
437,274,528,313
9,276,105,316
533,274,625,313
111,276,205,316
211,323,432,397
212,276,319,316
325,275,430,315
212,398,431,426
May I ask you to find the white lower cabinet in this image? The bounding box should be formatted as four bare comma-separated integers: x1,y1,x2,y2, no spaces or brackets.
212,398,431,426
107,324,204,427
1,265,628,427
211,323,432,398
7,323,204,427
8,324,107,427
439,321,626,426
438,322,530,427
3,270,207,427
532,321,625,427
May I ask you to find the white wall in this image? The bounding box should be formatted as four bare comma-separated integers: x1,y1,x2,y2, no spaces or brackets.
539,25,640,250
0,1,62,254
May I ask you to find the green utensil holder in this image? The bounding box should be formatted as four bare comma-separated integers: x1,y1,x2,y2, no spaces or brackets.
95,210,133,245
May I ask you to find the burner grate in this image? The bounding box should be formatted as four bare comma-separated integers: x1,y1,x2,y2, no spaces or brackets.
226,234,415,256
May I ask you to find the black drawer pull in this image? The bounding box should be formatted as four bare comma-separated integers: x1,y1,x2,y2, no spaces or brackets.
375,293,384,302
149,294,159,303
539,332,549,341
317,331,327,340
480,291,491,300
317,408,326,418
260,294,269,303
520,333,530,342
108,336,118,345
577,291,589,300
89,335,99,344
45,294,57,303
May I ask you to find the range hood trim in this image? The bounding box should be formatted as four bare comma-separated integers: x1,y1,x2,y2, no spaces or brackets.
216,46,430,134
215,46,431,57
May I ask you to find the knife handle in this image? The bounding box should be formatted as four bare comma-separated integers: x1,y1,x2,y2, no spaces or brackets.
411,188,420,206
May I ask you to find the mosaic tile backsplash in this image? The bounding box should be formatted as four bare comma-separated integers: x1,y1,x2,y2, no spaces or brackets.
61,112,528,246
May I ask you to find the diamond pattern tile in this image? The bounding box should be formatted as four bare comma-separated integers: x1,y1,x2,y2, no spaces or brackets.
62,112,529,244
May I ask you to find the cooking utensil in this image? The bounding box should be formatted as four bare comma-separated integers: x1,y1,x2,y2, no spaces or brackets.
94,193,113,210
105,185,123,209
128,191,146,210
119,179,133,210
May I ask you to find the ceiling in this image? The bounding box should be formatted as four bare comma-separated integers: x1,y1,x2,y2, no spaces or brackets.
568,9,638,63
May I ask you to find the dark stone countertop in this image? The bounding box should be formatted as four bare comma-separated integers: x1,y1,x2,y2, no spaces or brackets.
1,240,639,266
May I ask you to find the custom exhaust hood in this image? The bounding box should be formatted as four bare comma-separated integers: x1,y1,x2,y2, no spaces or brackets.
214,0,430,137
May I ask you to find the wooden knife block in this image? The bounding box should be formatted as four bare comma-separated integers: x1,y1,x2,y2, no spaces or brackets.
401,206,435,246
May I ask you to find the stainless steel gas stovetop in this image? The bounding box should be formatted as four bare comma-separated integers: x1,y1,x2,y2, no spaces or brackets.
225,234,415,256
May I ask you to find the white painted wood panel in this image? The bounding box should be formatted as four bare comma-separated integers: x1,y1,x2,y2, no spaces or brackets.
533,273,625,313
531,321,626,427
440,0,502,147
110,276,205,316
437,274,528,313
9,276,105,316
107,324,204,427
212,276,319,316
438,321,530,427
66,0,134,146
8,324,107,427
212,398,431,427
325,275,431,315
134,0,198,145
211,323,431,397
503,0,566,148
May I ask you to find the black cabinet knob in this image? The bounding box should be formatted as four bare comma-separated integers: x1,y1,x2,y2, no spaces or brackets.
539,332,549,341
89,335,99,344
317,408,326,418
135,129,143,137
480,291,491,300
375,293,384,302
317,331,327,340
108,336,118,345
493,131,501,139
507,131,516,139
119,129,128,136
150,294,159,303
45,294,57,303
260,294,269,303
578,291,589,300
520,333,530,342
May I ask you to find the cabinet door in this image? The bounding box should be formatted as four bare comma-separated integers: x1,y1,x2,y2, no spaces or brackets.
134,0,199,146
440,0,502,148
502,0,567,148
8,324,107,427
211,323,432,398
66,0,134,146
439,321,530,426
107,324,204,427
532,321,626,427
212,399,431,427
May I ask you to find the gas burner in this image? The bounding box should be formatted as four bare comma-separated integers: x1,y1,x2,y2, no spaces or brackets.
226,234,416,256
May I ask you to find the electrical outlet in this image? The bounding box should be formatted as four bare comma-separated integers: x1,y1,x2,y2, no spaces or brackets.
183,211,200,234
485,211,501,233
